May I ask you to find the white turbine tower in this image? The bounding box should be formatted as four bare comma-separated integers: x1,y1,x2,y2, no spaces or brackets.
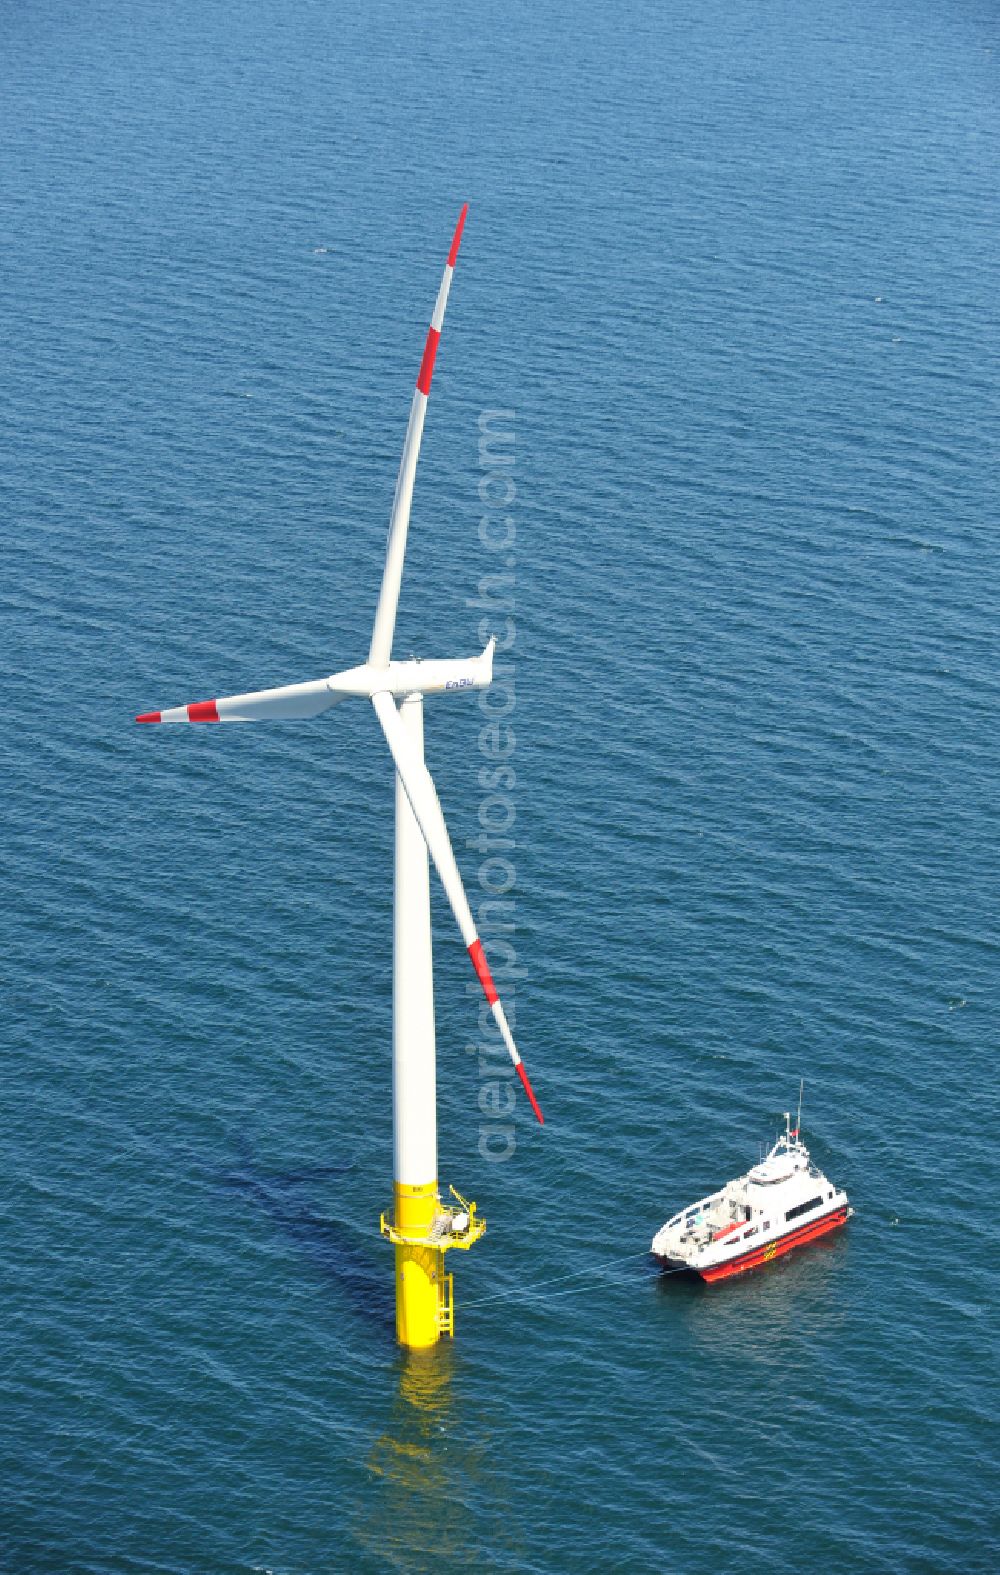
136,206,543,1349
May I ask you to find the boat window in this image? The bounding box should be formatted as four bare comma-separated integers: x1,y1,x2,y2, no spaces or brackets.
785,1196,824,1223
762,1222,770,1230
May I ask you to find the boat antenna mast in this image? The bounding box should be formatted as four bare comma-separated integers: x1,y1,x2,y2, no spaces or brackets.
794,1079,804,1140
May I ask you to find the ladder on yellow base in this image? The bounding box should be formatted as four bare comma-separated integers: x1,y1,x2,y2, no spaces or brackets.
437,1268,455,1337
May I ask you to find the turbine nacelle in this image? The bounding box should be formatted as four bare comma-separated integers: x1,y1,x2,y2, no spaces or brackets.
331,638,495,701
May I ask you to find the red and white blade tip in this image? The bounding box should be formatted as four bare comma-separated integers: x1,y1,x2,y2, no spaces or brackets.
468,939,544,1125
516,1062,545,1125
135,700,219,724
448,203,469,267
415,204,470,398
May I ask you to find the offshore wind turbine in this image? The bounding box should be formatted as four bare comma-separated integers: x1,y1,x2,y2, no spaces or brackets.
136,206,543,1349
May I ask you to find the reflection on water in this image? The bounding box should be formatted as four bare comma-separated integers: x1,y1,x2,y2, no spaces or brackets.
352,1343,492,1571
651,1228,852,1360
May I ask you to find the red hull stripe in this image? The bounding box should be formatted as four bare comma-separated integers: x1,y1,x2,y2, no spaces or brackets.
136,712,161,724
516,1061,545,1125
187,700,220,723
447,204,469,268
468,939,499,1004
702,1208,849,1282
416,327,441,395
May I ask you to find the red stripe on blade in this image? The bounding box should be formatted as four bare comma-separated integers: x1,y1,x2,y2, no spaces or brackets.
135,712,161,724
468,939,499,1005
187,700,220,723
416,327,441,395
447,203,469,268
516,1062,545,1125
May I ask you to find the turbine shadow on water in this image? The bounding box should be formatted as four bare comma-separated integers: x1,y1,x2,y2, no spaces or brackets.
218,1136,394,1331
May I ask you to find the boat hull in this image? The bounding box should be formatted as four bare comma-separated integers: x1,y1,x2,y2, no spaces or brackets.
699,1205,850,1282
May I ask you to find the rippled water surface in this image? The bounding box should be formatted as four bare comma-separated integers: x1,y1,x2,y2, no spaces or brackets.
3,1,999,1570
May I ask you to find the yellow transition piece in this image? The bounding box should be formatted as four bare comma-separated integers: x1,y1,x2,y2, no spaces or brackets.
394,1180,443,1350
382,1180,485,1349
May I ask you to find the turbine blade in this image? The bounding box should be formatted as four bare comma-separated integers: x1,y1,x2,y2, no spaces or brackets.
368,204,469,669
371,689,543,1124
136,676,343,723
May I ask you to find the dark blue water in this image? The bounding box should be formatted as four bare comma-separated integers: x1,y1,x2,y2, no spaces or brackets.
3,1,998,1569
